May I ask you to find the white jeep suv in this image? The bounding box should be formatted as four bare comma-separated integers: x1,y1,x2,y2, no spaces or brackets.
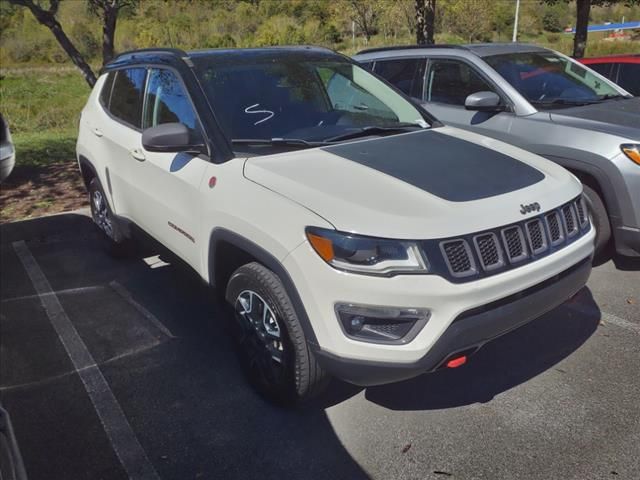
77,47,595,404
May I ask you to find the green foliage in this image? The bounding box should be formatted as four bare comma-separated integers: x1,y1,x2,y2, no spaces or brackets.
0,69,89,134
12,130,77,167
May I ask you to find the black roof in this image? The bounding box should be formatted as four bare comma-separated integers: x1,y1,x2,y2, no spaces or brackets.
103,45,340,71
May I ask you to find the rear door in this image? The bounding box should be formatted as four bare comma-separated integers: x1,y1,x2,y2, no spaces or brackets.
129,67,208,269
98,68,147,220
420,57,515,139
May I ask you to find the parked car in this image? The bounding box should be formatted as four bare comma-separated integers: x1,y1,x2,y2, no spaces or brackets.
0,114,15,183
77,46,594,404
354,44,640,259
580,54,640,96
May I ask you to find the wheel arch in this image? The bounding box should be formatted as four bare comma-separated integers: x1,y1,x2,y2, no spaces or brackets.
78,155,98,190
208,228,318,346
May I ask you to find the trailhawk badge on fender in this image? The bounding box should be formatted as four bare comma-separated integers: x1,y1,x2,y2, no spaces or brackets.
520,202,541,215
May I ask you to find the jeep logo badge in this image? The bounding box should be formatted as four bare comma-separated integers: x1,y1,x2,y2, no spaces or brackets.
520,202,541,215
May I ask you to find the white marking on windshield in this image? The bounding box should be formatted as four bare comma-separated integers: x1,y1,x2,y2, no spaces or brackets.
245,103,275,125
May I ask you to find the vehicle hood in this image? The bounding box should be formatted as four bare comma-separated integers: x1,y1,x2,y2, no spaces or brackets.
549,97,640,140
243,126,582,239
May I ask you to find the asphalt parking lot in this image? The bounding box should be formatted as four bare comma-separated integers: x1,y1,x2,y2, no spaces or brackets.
1,211,639,480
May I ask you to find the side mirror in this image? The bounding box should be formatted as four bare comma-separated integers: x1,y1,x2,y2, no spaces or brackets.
464,91,505,112
142,123,204,153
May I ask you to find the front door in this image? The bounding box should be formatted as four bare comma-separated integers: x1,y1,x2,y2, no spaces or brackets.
129,67,209,269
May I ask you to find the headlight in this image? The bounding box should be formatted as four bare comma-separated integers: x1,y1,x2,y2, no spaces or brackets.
621,144,640,166
305,227,429,276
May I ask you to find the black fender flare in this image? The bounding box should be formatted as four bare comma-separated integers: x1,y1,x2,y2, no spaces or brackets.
208,228,319,346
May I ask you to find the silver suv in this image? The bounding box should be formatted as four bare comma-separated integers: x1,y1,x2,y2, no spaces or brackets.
354,43,640,259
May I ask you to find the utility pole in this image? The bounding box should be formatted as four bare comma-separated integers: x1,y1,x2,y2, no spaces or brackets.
512,0,520,42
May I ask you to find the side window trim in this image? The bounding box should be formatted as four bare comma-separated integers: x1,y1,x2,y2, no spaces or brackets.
424,56,514,111
142,65,211,158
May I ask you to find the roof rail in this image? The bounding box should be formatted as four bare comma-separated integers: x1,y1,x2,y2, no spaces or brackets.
356,44,468,55
111,47,189,62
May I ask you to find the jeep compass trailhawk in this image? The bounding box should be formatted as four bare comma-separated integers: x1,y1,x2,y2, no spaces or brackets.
77,47,594,404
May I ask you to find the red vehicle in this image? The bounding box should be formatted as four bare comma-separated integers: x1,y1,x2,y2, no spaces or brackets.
580,54,640,96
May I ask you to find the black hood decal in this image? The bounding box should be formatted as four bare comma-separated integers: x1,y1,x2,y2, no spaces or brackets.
322,130,545,202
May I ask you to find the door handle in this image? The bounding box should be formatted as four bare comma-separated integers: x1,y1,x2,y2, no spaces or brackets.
92,127,103,137
129,148,146,162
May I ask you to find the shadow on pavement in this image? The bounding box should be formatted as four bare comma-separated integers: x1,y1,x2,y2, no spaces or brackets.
363,288,600,411
0,213,369,480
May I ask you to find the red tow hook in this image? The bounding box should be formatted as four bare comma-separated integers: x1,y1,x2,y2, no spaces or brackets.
446,355,467,368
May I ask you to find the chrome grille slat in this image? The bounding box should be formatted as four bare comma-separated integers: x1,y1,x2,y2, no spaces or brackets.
545,211,564,246
575,197,588,228
473,233,504,271
501,226,528,263
439,239,477,278
525,219,548,255
562,204,578,237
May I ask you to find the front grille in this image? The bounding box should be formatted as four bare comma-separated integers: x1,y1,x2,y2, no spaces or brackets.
473,233,504,270
525,219,547,255
440,240,476,277
502,226,528,262
562,204,578,237
431,195,589,282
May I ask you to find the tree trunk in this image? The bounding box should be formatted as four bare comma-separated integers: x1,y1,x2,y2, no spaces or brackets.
102,3,118,65
415,0,436,45
573,0,591,58
10,0,96,87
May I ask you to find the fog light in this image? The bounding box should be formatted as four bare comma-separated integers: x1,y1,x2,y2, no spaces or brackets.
335,303,430,344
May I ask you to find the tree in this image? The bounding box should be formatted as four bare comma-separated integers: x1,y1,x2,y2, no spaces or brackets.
346,0,379,43
7,0,137,87
415,0,436,45
7,0,97,86
88,1,138,65
442,0,493,43
542,0,640,58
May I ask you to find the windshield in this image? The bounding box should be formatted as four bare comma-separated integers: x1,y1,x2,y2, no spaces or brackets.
484,51,623,107
192,54,430,147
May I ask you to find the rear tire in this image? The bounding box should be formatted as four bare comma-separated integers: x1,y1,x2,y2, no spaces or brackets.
88,178,132,257
582,184,611,261
225,262,329,405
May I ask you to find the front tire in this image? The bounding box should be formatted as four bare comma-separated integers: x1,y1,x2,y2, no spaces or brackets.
88,178,131,257
225,262,329,405
583,184,611,260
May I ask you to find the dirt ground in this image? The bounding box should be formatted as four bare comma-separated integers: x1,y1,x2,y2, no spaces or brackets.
0,161,87,223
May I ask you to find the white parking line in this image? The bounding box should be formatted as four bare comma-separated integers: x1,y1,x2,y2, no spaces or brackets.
12,240,160,480
567,303,640,335
0,285,104,303
109,281,176,339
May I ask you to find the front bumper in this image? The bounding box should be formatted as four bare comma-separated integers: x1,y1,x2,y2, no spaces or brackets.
313,255,592,386
283,224,594,378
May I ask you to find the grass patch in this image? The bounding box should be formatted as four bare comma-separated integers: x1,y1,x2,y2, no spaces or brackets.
0,70,89,134
12,130,77,167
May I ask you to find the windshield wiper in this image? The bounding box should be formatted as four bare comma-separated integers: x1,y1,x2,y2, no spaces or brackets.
598,94,630,101
325,124,423,143
530,98,600,107
231,138,331,148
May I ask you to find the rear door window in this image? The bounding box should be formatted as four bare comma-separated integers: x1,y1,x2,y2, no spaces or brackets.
616,63,640,96
109,68,147,129
425,59,496,106
373,58,426,98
